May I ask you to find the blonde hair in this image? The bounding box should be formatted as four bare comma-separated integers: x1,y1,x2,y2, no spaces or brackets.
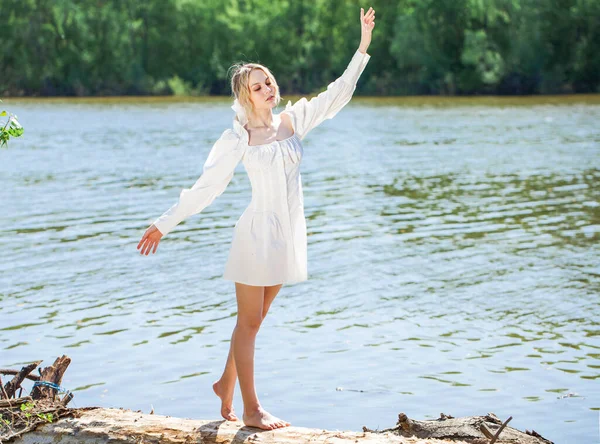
228,61,281,120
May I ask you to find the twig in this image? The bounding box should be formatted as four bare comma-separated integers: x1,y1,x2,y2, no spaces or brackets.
0,370,40,382
489,416,512,444
0,375,9,400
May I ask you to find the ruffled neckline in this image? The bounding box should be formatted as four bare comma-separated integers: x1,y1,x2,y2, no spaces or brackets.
247,132,298,148
232,99,295,146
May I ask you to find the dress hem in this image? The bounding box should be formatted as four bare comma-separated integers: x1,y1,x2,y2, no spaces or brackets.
222,275,308,287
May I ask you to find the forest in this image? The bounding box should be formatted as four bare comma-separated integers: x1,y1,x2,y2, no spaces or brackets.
1,0,599,96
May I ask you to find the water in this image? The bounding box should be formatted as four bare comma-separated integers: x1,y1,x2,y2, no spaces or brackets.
1,96,599,443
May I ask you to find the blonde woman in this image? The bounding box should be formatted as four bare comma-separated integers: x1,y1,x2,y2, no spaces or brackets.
137,6,376,431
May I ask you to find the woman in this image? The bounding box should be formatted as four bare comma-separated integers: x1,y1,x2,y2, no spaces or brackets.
137,6,376,430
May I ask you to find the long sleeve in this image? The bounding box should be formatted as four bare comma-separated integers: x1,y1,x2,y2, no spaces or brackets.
153,129,245,236
283,49,371,141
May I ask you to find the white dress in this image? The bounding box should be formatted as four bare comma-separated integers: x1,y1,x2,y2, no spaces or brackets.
153,49,371,286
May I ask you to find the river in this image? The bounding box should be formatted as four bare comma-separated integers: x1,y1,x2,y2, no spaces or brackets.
1,95,598,443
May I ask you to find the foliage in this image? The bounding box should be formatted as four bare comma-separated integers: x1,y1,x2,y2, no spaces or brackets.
0,100,24,148
0,0,598,96
1,399,56,442
20,401,54,423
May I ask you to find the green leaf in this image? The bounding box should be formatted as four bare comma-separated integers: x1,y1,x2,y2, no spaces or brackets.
0,111,6,116
8,127,24,137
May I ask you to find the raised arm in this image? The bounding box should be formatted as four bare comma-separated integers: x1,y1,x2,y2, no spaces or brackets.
137,129,245,255
283,6,376,140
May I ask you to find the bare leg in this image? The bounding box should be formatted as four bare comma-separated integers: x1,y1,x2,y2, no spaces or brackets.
212,326,239,421
262,284,283,319
233,282,290,430
213,284,283,422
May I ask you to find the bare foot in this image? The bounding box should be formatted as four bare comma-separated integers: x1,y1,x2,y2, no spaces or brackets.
212,380,238,421
243,407,291,430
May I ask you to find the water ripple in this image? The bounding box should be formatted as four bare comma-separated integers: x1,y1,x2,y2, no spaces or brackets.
0,97,598,443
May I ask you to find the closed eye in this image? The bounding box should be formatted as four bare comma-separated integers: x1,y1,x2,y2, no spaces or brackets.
255,81,271,91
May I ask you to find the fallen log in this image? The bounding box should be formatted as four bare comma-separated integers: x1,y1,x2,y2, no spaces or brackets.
6,407,556,444
0,407,551,444
11,407,475,444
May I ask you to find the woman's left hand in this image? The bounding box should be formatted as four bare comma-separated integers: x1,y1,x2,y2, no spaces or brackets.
359,6,376,53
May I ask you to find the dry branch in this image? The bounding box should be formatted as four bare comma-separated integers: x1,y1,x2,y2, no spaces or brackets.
1,362,41,400
0,371,39,383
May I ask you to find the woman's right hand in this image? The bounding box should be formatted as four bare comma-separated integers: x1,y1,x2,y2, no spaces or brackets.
137,224,163,255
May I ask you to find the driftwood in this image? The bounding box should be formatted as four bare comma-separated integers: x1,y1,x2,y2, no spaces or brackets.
30,355,72,405
0,356,75,442
363,412,553,444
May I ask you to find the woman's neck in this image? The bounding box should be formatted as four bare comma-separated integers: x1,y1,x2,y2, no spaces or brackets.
246,108,274,129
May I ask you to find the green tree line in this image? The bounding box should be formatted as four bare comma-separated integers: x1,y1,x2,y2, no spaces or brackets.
1,0,598,96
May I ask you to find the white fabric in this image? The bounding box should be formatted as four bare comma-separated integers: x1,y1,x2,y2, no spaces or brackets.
153,49,371,286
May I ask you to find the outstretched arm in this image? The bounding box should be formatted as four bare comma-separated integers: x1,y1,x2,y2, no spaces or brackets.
153,130,244,236
137,129,245,255
283,6,376,140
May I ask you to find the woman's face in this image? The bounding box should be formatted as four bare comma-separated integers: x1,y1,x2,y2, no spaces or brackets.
248,69,276,112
